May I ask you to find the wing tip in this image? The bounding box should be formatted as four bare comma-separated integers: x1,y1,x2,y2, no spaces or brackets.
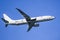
27,29,29,32
16,8,18,10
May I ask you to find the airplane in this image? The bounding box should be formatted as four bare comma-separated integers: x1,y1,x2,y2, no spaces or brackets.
1,8,55,32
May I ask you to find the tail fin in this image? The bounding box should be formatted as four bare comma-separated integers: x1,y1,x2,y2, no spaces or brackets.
2,13,12,27
3,13,12,21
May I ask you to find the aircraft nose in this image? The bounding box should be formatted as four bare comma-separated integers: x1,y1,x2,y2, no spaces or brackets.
52,16,55,19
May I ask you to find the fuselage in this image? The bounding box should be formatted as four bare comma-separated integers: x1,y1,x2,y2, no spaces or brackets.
8,16,55,25
2,8,55,31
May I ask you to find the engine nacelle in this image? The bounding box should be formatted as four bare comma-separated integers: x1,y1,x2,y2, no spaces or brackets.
34,23,39,27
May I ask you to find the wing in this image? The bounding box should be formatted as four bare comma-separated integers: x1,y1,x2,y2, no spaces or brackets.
27,22,34,32
27,24,33,32
16,8,31,21
16,8,34,32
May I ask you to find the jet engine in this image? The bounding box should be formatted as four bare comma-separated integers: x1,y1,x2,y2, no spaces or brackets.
34,23,39,27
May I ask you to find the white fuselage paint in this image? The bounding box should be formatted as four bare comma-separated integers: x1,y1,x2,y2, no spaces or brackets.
8,16,55,25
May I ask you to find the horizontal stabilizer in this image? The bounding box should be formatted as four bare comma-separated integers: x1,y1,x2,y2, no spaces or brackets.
1,18,9,23
5,24,8,27
1,18,8,27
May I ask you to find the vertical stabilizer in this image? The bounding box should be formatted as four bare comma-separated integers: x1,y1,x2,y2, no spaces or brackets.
2,13,12,27
3,13,12,21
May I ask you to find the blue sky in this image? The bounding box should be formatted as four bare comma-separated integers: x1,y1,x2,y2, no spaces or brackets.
0,0,60,40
